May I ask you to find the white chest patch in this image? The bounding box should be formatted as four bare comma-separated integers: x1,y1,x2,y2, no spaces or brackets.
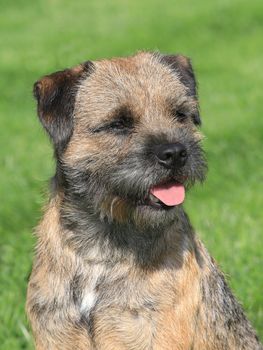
80,291,97,314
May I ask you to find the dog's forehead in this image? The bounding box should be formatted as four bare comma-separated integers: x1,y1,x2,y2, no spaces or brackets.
74,52,187,122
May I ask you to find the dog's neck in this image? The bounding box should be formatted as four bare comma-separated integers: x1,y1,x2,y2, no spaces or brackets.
50,187,197,268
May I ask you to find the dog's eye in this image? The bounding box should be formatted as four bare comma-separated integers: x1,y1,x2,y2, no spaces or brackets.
170,104,189,123
108,115,134,135
175,110,188,122
91,106,135,135
109,117,132,130
92,115,134,134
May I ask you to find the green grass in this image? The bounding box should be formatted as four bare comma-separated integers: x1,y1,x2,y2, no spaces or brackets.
0,0,262,348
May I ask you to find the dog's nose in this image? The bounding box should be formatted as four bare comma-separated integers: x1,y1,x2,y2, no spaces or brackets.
153,143,188,168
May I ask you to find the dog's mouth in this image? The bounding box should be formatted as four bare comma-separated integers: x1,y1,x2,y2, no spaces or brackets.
140,181,185,210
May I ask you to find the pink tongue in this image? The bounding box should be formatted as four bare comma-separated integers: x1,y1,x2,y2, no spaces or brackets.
150,183,185,206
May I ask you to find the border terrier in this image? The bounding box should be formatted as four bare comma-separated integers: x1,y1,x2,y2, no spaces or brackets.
26,52,262,349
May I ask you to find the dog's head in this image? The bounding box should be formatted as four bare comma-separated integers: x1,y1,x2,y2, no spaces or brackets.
34,52,207,228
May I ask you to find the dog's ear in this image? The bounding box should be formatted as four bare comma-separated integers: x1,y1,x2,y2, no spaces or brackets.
161,54,201,125
33,61,94,153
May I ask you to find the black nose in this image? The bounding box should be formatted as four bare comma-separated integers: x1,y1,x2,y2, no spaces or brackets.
153,143,188,168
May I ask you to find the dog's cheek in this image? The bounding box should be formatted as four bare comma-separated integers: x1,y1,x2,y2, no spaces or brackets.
187,143,207,184
63,133,129,169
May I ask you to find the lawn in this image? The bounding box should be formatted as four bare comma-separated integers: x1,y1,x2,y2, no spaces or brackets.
0,0,262,348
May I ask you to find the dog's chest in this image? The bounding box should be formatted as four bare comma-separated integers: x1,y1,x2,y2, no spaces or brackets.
79,271,156,348
77,263,200,349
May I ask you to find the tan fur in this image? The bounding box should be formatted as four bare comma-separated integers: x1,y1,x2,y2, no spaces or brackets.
27,52,262,349
28,200,202,349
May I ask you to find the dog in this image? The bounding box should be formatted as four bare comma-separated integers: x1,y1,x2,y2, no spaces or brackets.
26,52,262,349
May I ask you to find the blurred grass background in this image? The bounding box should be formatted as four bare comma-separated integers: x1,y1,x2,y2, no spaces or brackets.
0,0,262,348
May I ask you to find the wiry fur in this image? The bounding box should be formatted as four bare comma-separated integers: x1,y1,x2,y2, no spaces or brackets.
27,52,262,349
